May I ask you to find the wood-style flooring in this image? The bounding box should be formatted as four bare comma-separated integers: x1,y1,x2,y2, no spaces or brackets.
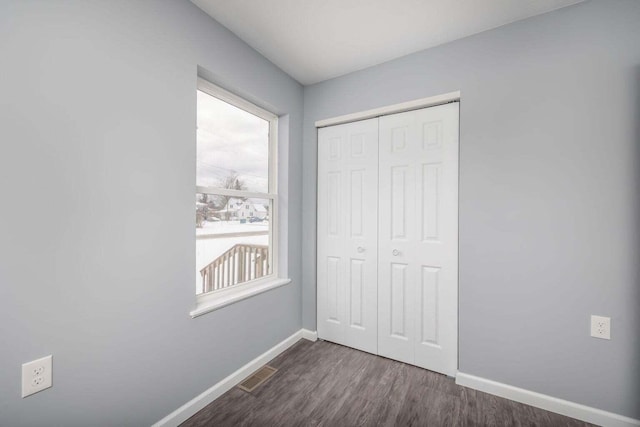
181,339,593,427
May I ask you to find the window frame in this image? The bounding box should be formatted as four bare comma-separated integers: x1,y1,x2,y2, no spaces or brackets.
192,77,289,318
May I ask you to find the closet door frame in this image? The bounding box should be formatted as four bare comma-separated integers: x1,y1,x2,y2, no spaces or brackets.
315,91,460,128
315,91,460,375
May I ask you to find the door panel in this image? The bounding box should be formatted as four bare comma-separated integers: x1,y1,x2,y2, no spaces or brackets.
349,258,364,327
326,256,341,322
420,266,440,344
390,262,409,338
378,103,459,376
317,118,378,354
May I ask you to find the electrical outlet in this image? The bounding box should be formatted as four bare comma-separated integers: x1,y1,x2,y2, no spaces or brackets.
21,355,52,398
590,315,611,340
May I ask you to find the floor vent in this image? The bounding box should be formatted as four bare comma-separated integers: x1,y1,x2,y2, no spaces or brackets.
237,365,278,393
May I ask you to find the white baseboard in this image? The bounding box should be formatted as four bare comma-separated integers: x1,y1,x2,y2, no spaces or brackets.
456,372,640,427
153,329,310,427
301,329,318,342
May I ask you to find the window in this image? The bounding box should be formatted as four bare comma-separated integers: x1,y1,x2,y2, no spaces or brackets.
193,78,287,316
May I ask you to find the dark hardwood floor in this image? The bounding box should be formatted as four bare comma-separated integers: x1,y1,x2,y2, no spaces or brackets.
181,339,593,427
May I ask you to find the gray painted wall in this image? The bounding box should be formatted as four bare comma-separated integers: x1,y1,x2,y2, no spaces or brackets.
302,0,640,419
2,0,639,424
0,1,303,426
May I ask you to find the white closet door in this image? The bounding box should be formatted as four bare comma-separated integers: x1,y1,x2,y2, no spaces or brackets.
317,118,378,354
378,103,459,376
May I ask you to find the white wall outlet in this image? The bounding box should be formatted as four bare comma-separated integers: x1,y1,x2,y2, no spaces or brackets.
590,315,611,340
21,355,52,398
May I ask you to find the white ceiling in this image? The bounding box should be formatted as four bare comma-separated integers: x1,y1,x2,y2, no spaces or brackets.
191,0,583,85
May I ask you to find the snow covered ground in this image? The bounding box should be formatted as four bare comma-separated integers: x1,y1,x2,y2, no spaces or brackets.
195,220,269,293
196,219,268,237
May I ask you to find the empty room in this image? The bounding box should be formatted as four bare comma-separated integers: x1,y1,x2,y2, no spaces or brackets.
1,0,639,426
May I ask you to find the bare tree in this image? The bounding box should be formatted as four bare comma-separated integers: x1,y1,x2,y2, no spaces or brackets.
196,193,208,228
222,172,246,192
213,171,246,210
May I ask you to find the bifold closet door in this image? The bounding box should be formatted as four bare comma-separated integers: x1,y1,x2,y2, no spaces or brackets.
317,118,378,354
377,102,459,376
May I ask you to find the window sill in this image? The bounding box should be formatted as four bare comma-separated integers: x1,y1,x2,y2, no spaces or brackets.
190,277,292,318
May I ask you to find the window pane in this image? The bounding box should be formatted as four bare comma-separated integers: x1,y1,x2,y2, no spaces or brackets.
196,194,271,295
197,90,269,193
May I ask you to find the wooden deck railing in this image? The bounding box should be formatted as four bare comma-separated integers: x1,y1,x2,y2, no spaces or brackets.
200,244,269,293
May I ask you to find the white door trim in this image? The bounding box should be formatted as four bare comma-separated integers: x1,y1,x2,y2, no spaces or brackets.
315,91,461,128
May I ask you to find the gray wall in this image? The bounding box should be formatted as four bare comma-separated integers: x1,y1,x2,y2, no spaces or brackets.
302,0,640,419
0,1,303,426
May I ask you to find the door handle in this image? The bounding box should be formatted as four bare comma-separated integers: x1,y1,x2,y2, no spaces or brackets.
392,249,400,256
357,246,365,253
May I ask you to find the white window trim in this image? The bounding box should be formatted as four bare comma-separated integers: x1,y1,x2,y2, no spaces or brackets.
192,77,289,318
190,277,292,318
